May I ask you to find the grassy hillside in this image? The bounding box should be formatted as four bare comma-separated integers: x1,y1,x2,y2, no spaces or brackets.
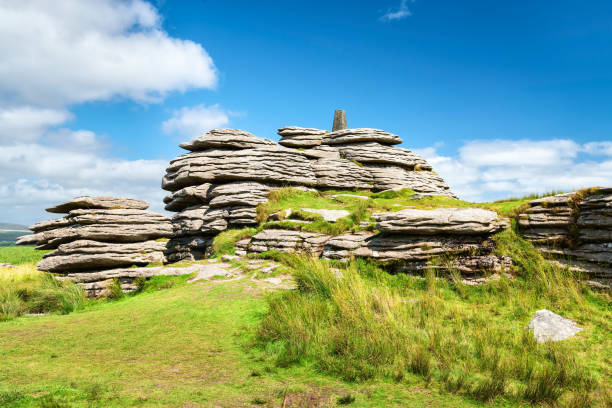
1,190,610,407
1,265,490,408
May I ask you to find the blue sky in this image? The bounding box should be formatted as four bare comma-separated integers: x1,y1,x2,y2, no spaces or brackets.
1,0,611,224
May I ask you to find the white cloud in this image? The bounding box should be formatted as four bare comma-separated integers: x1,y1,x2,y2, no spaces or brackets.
459,139,579,167
583,141,612,156
380,0,412,22
0,1,219,224
162,104,230,141
416,139,612,202
0,140,168,224
0,0,217,107
0,107,72,144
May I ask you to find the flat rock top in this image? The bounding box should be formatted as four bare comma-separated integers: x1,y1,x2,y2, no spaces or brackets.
373,207,504,235
179,128,276,151
46,196,149,214
277,126,327,136
322,128,402,145
528,193,574,207
527,309,583,342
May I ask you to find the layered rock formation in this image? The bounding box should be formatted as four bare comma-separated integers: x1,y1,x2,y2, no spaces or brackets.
161,115,456,260
17,196,175,295
240,207,510,275
517,188,612,287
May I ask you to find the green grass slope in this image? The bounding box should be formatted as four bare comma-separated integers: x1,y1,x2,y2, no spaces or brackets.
1,278,491,408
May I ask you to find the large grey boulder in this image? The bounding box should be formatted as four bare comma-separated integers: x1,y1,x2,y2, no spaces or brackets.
162,148,316,191
313,158,373,189
527,309,583,342
322,233,493,262
365,164,454,195
337,142,431,170
322,128,401,145
27,222,173,250
61,265,203,297
172,206,228,236
179,128,275,151
46,196,149,213
373,208,505,235
517,189,612,284
37,240,168,273
278,126,327,148
165,235,213,262
208,181,272,208
297,145,341,159
163,184,214,212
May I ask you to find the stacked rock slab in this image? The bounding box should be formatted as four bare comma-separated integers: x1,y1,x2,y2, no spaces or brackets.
517,188,612,287
241,208,511,275
161,129,317,261
16,196,174,295
278,126,455,196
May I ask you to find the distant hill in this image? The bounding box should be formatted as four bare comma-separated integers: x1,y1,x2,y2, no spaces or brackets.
0,222,29,231
0,222,30,246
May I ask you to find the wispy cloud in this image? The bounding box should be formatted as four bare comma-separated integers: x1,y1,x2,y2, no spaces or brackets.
162,104,231,142
415,138,612,202
380,0,412,22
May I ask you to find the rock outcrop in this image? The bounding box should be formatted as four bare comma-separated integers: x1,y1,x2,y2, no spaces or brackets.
17,196,174,296
161,116,456,261
238,207,510,275
517,188,612,287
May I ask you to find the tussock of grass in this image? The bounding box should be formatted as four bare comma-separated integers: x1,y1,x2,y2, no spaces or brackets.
255,241,611,406
254,188,533,239
213,228,258,256
1,264,86,321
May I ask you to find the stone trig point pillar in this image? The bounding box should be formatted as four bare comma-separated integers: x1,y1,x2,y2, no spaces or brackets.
332,109,347,131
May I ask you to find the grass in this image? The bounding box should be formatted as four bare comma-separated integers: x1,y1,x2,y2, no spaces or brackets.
0,246,50,265
0,264,86,321
254,231,611,406
254,187,534,236
212,227,258,256
0,276,485,407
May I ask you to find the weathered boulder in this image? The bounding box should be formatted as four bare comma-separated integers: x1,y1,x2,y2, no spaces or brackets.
322,128,401,145
61,265,202,297
337,142,431,170
165,235,214,262
38,240,167,273
172,206,228,236
28,222,173,250
365,164,454,195
396,254,513,274
208,182,272,208
278,126,327,148
46,196,149,213
163,184,214,212
297,146,341,159
373,208,505,235
517,189,612,284
322,233,494,262
246,229,331,255
313,158,373,189
527,309,583,342
162,148,316,191
179,128,275,151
